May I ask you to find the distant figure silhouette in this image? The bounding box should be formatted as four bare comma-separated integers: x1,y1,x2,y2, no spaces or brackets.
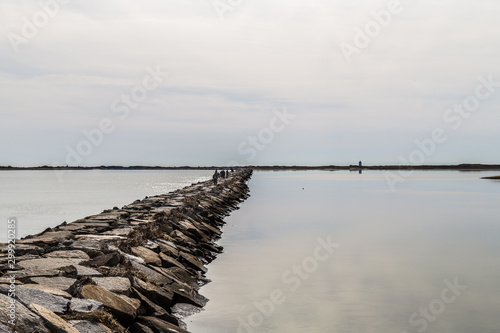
213,170,219,185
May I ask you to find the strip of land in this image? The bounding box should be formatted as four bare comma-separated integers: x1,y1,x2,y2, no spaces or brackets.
0,169,253,333
2,163,500,171
481,176,500,180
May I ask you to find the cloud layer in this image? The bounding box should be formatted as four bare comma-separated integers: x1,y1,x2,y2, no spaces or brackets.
1,0,499,166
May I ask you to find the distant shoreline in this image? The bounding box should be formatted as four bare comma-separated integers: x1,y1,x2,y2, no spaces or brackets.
2,164,500,171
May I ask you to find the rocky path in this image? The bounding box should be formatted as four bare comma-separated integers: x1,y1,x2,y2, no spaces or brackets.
0,169,253,332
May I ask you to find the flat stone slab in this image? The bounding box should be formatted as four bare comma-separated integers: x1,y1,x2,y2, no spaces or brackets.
159,253,185,270
131,277,173,309
71,221,111,227
93,277,131,295
70,239,104,251
74,234,126,241
0,293,50,333
131,246,162,267
17,231,74,245
30,276,77,292
69,298,104,313
171,303,203,318
12,268,60,280
130,262,172,286
0,285,69,314
23,284,72,299
29,303,79,333
68,320,113,333
72,265,103,277
138,316,189,333
0,243,44,256
43,250,90,260
80,285,137,323
103,227,134,236
86,213,124,220
179,251,207,273
85,252,121,267
152,207,175,214
18,258,84,271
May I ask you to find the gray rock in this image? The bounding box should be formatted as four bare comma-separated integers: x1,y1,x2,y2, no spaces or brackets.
131,277,173,309
117,294,141,313
22,284,72,299
0,243,43,256
171,303,203,318
30,276,77,292
10,268,60,280
130,262,173,287
138,316,189,333
159,252,186,270
17,231,74,246
149,267,208,308
0,293,49,333
72,265,103,277
43,250,90,260
70,239,104,251
86,252,121,267
79,285,137,324
68,320,112,333
170,230,196,246
69,298,103,313
178,251,207,273
132,289,179,326
0,322,14,333
102,227,134,237
74,235,125,241
93,277,131,295
131,246,162,267
118,251,145,264
0,285,69,315
17,258,84,271
29,303,79,333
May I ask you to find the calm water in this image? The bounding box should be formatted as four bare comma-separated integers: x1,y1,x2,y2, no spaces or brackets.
188,171,500,333
0,169,211,241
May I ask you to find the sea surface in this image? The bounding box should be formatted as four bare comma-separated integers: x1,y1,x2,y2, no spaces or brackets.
2,169,500,332
188,170,500,333
0,169,211,241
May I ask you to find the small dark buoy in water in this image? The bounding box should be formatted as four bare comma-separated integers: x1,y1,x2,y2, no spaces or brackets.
302,188,304,190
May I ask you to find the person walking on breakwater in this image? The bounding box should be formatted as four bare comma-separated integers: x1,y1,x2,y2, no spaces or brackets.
213,169,219,185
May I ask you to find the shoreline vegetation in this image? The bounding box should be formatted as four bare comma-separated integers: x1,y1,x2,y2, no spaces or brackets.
0,169,253,332
1,163,500,171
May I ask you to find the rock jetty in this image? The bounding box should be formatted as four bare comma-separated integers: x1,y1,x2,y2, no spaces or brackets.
0,169,253,332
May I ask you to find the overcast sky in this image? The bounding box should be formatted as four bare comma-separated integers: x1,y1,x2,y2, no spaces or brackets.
1,0,499,167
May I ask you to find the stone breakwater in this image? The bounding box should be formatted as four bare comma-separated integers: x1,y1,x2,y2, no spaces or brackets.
0,169,253,333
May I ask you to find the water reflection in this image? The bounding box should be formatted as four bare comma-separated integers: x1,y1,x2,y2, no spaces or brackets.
188,171,500,333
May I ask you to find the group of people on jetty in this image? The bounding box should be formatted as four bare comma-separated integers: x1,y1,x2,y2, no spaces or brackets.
212,168,234,185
